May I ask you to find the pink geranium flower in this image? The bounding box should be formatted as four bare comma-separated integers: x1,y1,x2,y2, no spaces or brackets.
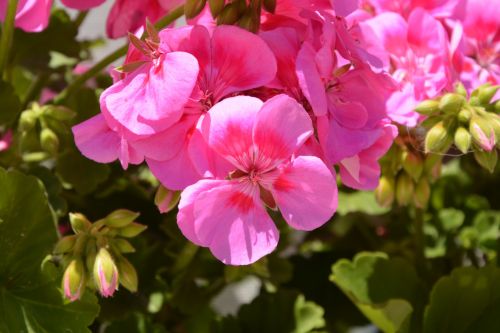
365,0,464,19
62,0,182,38
177,94,337,265
0,130,12,152
0,0,52,32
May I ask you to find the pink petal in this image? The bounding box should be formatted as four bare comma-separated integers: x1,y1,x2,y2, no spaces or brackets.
1,0,52,32
106,0,165,39
253,94,313,171
296,42,328,116
72,115,121,164
192,181,279,265
203,96,263,171
332,101,368,129
102,52,199,137
407,8,447,56
210,25,278,99
359,12,408,59
61,0,105,10
269,156,337,231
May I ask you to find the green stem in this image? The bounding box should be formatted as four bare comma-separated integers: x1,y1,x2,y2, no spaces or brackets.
74,11,89,29
22,73,48,109
55,5,184,102
0,0,19,78
414,208,427,276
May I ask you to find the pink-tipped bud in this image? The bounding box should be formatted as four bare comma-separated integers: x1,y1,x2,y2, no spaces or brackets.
154,186,181,214
470,122,496,151
63,259,85,302
93,248,119,298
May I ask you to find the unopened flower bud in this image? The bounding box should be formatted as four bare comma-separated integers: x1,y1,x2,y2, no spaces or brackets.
414,178,430,208
494,100,500,113
116,223,147,238
457,108,472,125
478,85,499,106
375,176,395,207
54,235,77,254
184,0,207,19
208,0,225,17
113,238,136,253
474,149,498,173
263,0,277,13
238,12,260,32
439,93,465,114
117,257,138,293
93,248,119,297
217,3,241,25
44,105,76,121
396,173,414,206
85,239,97,273
69,213,92,234
425,121,452,153
19,110,38,132
414,100,440,115
104,209,139,228
63,259,86,302
402,152,423,181
470,118,496,151
454,127,471,154
454,82,467,97
155,186,181,213
40,127,59,155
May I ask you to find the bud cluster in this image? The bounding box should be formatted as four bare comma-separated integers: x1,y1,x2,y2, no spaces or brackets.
416,83,500,173
18,103,76,162
55,210,146,302
185,0,276,32
375,132,441,209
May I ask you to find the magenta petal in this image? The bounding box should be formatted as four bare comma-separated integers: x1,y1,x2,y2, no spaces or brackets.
204,96,263,171
72,115,120,164
61,0,105,10
2,0,53,32
270,156,337,231
192,182,279,265
211,25,277,98
296,42,328,116
253,94,313,170
106,0,164,38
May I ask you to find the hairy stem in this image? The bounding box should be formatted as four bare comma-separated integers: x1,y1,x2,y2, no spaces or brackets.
0,0,19,78
55,5,185,102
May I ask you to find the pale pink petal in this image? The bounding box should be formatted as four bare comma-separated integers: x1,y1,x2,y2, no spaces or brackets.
203,96,263,171
192,181,279,265
269,156,337,231
359,12,408,59
1,0,52,32
296,42,328,116
407,8,447,56
210,25,277,99
61,0,105,10
253,94,313,171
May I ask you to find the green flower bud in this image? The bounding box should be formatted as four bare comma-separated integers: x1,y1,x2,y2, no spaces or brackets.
439,93,465,114
425,121,452,153
44,105,76,121
117,257,138,293
113,238,135,253
414,100,440,115
85,239,97,274
494,100,500,113
414,178,430,209
184,0,207,19
263,0,277,13
54,235,77,254
154,186,181,214
69,213,92,234
454,126,471,154
478,85,499,106
238,12,260,33
474,149,498,173
22,151,49,163
93,248,119,297
457,108,472,125
19,110,38,132
402,152,423,181
40,128,59,155
396,172,414,206
116,223,147,238
454,82,467,97
104,209,139,228
375,176,395,208
63,259,86,302
208,0,225,17
217,3,241,25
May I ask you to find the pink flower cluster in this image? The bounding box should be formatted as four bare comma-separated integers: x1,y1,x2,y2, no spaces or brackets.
72,1,403,265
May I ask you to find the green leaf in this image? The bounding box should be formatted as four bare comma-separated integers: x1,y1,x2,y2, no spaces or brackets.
0,80,22,125
337,191,390,216
423,265,500,333
438,208,465,231
217,290,325,333
330,252,424,333
0,167,99,332
56,149,110,194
